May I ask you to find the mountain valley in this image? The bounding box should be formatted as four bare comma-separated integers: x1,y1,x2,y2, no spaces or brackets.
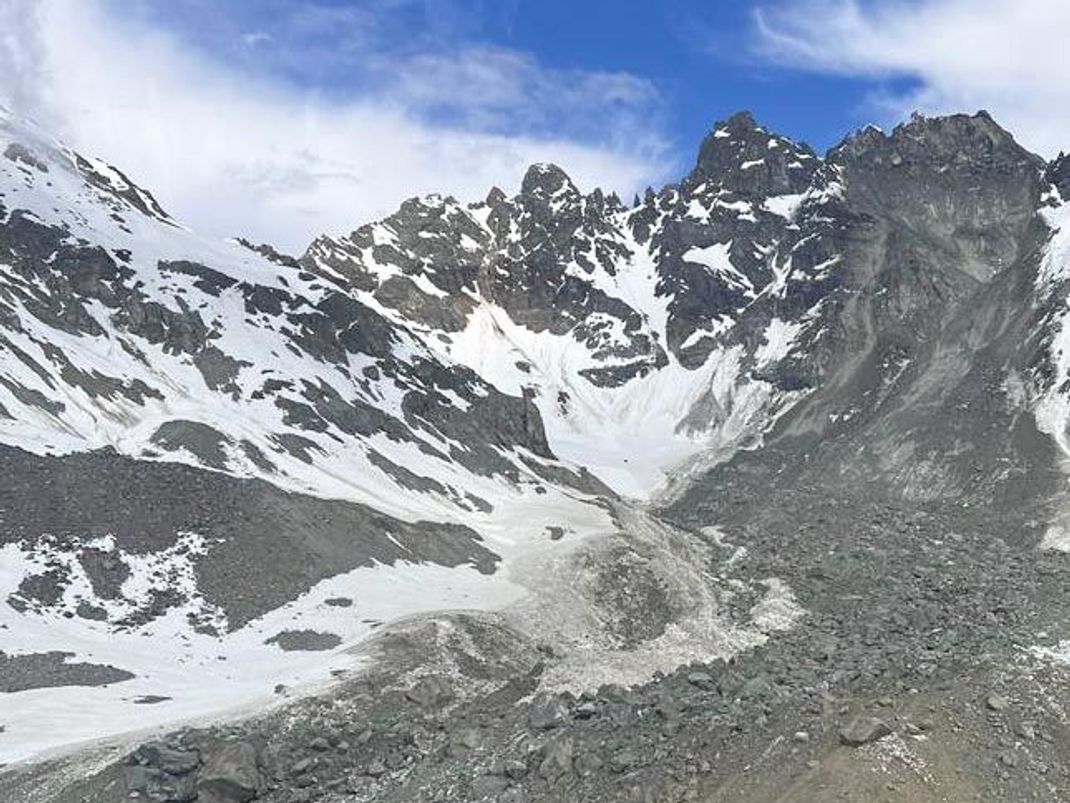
3,107,1070,801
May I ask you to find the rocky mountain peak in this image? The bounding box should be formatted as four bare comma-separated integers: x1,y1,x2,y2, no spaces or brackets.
832,110,1044,174
1047,153,1070,200
485,185,508,207
691,110,819,198
829,110,1046,283
519,162,580,205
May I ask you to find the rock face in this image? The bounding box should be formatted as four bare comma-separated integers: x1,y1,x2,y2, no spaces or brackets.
8,106,1070,803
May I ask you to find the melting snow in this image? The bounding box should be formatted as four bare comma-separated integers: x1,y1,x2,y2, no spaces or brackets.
0,484,614,764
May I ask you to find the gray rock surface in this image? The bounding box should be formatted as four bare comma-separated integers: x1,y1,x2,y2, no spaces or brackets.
197,741,260,802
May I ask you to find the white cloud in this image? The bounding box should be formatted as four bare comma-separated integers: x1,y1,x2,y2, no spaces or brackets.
0,0,51,125
753,0,1070,156
239,32,273,48
383,47,663,146
0,0,670,252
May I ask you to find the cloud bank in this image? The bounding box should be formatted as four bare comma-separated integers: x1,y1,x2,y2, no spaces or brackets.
753,0,1070,156
0,0,669,251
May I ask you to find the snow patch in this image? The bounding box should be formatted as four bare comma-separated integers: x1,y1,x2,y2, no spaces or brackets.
754,318,804,366
763,193,806,220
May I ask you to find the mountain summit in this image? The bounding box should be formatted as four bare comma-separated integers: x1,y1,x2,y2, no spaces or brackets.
5,109,1070,802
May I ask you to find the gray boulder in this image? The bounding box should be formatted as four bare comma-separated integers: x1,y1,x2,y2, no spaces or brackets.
197,741,260,803
123,765,197,803
839,716,893,746
133,741,200,775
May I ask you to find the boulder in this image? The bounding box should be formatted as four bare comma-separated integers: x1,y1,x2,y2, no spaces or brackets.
197,741,260,803
123,765,197,803
839,716,892,746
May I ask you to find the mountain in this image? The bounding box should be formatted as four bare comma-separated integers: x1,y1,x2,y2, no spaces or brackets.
5,108,1070,802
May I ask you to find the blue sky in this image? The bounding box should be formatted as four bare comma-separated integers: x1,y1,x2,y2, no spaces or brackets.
115,0,913,166
4,0,1067,248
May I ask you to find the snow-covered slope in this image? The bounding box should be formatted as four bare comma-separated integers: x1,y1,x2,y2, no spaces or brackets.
0,110,829,507
0,109,618,762
302,112,843,497
0,107,830,763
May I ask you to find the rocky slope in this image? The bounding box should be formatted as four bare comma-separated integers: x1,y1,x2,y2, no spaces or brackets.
6,107,1070,802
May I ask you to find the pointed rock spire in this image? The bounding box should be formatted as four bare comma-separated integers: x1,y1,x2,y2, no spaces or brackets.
520,163,578,201
691,110,819,198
